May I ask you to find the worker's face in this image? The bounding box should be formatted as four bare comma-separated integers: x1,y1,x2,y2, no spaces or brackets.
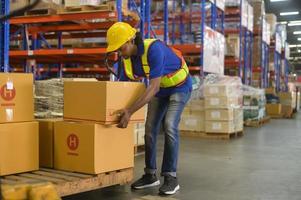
118,41,133,59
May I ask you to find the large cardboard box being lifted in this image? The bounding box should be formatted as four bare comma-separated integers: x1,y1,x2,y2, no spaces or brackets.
54,121,134,174
0,122,38,176
64,81,146,124
0,73,34,123
38,118,62,168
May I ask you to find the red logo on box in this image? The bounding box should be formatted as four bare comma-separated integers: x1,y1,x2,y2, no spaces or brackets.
0,85,16,101
67,134,79,151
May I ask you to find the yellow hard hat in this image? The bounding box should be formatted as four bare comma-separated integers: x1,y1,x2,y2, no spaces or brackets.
106,22,137,53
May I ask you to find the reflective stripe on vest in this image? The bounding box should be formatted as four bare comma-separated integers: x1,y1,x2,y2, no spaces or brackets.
123,39,189,88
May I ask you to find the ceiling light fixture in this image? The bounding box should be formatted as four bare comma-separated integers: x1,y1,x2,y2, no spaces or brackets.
270,0,288,2
280,11,299,16
293,31,301,35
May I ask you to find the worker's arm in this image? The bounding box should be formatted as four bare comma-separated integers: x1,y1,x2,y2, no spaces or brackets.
117,77,161,128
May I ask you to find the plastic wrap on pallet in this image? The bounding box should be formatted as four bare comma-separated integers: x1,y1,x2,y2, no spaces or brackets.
225,0,240,6
204,74,243,98
275,32,282,53
203,27,225,74
243,85,267,120
241,0,248,27
276,24,287,48
34,79,64,119
216,0,225,11
247,3,254,32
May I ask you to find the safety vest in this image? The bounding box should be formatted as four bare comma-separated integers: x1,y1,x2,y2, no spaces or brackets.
123,39,189,88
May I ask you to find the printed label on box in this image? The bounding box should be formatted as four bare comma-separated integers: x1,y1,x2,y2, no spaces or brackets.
212,123,222,130
5,108,13,121
211,111,221,119
185,119,197,126
209,87,219,94
210,98,220,106
6,81,13,90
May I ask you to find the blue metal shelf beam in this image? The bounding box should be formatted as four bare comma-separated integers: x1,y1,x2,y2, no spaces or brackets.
0,0,10,72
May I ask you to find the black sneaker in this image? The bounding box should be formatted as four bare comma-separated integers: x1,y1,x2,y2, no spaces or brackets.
159,175,180,195
131,174,160,190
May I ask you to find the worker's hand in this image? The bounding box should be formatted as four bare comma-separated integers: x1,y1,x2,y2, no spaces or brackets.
116,109,132,129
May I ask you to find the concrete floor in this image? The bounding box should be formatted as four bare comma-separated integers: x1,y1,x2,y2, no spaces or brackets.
64,113,301,200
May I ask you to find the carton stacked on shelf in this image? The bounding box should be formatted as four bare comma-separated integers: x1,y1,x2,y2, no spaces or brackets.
243,85,266,121
265,87,282,116
204,75,243,134
0,73,38,176
51,81,146,174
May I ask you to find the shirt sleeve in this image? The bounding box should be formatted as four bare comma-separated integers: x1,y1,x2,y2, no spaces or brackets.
147,41,164,79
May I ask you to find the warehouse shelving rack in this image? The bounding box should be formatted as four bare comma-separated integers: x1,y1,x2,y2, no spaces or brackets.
149,0,225,77
253,15,270,89
271,30,282,92
2,0,143,79
0,0,10,72
224,0,253,85
282,42,290,92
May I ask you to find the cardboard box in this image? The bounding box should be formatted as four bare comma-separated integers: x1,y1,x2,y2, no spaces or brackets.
0,122,39,176
0,73,34,123
204,84,240,97
205,96,240,109
11,0,29,12
54,121,134,174
205,121,235,133
234,108,243,132
225,35,240,58
265,87,276,95
38,118,62,168
266,13,277,35
250,1,265,28
205,109,234,121
64,81,146,124
266,104,282,115
281,105,293,116
252,36,261,67
180,115,205,132
278,92,294,107
188,99,204,111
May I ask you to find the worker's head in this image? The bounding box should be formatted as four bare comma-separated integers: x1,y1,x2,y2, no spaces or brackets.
106,22,137,59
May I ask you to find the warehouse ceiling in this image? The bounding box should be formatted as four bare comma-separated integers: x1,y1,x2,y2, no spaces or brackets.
264,0,301,72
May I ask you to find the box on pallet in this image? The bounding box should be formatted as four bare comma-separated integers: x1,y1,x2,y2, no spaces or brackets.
205,96,240,109
179,112,205,132
225,34,240,58
266,104,282,115
134,122,145,146
243,85,266,120
38,118,62,168
54,121,134,174
278,92,295,108
266,13,277,36
205,109,234,121
64,81,146,124
0,122,39,176
0,73,34,123
249,0,265,29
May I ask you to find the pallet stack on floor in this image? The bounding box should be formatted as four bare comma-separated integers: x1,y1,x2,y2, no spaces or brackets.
204,75,244,138
243,85,270,127
1,80,147,198
180,75,244,140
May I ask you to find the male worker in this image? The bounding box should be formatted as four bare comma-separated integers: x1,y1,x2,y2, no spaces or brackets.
106,22,192,195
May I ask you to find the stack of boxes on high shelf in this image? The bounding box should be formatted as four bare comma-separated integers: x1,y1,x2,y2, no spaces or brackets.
180,75,244,135
39,81,145,174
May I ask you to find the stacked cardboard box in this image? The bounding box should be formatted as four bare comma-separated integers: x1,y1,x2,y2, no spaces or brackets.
266,13,277,36
278,92,296,116
243,85,266,121
225,34,240,58
179,99,205,132
46,81,146,174
0,73,38,176
204,75,243,134
249,0,265,29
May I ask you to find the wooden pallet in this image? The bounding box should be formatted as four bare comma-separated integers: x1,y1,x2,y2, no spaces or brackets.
134,145,145,156
244,116,271,127
59,4,115,14
270,114,285,119
25,7,57,16
180,130,244,140
1,167,133,197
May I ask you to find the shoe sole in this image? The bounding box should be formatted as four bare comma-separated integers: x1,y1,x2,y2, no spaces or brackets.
132,180,161,190
160,185,180,195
